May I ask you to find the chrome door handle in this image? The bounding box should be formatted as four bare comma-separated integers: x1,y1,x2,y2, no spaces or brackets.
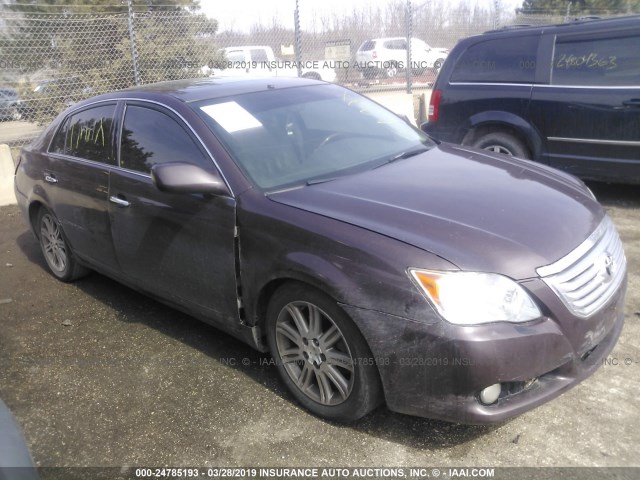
44,175,58,184
109,195,130,207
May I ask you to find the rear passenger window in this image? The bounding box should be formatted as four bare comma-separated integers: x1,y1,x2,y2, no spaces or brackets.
49,104,115,164
226,50,245,63
359,41,375,51
384,39,406,50
451,35,538,83
250,48,269,63
120,105,209,174
552,34,640,86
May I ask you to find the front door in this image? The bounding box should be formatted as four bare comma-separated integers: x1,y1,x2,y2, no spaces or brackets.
109,102,238,322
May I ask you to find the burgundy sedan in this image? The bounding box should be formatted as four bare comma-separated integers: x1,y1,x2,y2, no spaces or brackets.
14,77,626,424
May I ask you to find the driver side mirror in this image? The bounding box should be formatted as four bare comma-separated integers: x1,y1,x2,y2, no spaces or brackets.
151,162,230,196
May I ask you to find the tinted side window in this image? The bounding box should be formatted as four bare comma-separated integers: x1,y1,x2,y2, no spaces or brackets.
359,41,375,51
226,50,245,62
49,104,115,164
451,35,538,83
384,40,406,50
250,48,269,63
120,105,209,174
552,34,640,86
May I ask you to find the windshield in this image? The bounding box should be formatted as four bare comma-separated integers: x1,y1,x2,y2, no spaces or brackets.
194,83,435,190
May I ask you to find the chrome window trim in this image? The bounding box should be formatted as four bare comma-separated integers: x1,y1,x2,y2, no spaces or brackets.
548,137,640,147
449,82,638,90
534,84,639,90
448,82,535,87
46,97,235,196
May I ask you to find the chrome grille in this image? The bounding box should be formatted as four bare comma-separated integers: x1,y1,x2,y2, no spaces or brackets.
537,216,626,318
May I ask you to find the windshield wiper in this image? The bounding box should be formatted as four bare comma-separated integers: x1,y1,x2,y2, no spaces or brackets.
374,147,429,169
306,176,342,186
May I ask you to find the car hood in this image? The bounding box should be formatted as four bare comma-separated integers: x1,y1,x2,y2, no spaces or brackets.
268,143,603,280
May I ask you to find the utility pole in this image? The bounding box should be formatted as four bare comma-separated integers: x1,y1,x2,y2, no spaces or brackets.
405,0,412,94
127,0,141,86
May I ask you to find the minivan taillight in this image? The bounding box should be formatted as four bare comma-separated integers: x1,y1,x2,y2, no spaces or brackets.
428,89,442,123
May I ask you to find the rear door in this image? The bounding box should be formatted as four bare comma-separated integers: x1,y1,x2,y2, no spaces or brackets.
530,27,640,182
45,102,120,273
108,101,238,321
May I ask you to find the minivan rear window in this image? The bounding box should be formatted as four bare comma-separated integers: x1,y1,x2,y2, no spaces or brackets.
451,35,539,83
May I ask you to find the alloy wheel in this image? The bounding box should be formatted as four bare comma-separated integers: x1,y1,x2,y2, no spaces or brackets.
275,301,355,406
40,213,68,274
485,144,513,155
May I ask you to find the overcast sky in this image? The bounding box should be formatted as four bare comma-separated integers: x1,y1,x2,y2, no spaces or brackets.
199,0,525,33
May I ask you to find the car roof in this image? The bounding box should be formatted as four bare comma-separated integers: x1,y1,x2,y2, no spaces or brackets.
479,14,640,37
366,37,426,42
222,46,272,51
74,76,325,107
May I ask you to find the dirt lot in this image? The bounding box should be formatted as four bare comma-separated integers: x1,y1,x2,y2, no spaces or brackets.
0,181,639,470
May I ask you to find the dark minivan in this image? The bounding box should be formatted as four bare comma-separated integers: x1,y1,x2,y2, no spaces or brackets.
423,15,640,183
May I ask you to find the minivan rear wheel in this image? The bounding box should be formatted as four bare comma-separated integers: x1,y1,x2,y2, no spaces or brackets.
472,132,530,159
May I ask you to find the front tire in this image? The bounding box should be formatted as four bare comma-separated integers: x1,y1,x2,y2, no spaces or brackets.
266,283,382,422
36,208,89,282
385,64,398,78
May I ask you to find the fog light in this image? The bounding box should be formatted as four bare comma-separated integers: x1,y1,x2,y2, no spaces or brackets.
479,383,501,405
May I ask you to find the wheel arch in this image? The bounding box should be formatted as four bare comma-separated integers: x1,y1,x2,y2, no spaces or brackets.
246,252,373,344
27,198,49,237
461,111,543,159
251,270,355,332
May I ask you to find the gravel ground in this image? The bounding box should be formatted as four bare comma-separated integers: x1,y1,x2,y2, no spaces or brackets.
0,181,639,470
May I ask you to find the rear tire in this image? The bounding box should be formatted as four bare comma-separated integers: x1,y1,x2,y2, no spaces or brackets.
385,65,398,78
472,132,530,159
36,208,90,282
266,283,382,422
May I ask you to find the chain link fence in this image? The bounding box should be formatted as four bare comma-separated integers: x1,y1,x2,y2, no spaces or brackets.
0,1,636,147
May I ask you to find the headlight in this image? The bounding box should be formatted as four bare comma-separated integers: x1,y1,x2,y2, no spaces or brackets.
409,269,541,325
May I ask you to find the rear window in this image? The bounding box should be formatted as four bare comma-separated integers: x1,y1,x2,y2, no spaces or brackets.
359,41,375,51
49,104,115,164
552,34,640,86
451,35,539,83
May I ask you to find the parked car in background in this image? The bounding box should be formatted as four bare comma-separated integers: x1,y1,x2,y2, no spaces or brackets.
0,399,39,480
17,77,95,124
422,15,640,183
0,87,23,121
15,77,626,424
209,45,337,83
355,37,448,78
32,77,93,105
